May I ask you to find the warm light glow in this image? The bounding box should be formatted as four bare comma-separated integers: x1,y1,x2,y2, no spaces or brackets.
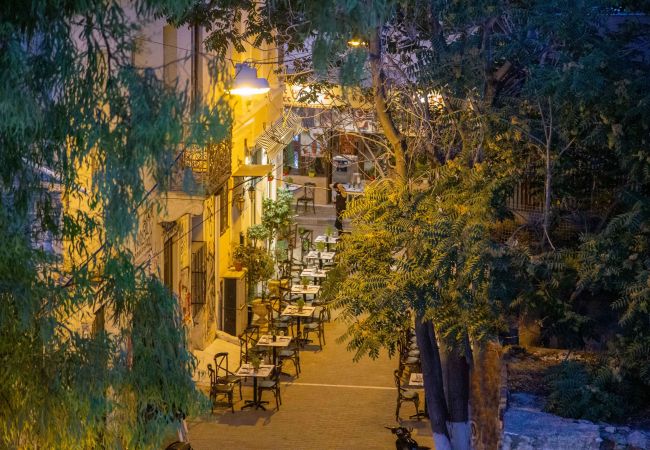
347,39,364,47
229,86,270,96
230,63,270,97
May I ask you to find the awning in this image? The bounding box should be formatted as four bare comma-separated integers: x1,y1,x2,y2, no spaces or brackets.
255,111,303,160
232,164,274,177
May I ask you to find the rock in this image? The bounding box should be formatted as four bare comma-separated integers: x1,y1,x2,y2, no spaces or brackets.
627,430,648,448
604,427,616,433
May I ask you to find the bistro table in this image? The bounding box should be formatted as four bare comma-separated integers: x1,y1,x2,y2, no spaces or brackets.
305,250,335,269
343,183,365,198
282,304,316,347
236,363,275,410
290,284,321,301
299,268,329,285
314,235,339,251
407,372,428,419
256,335,292,366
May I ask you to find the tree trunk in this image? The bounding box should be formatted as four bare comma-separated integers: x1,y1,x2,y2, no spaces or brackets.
369,28,407,179
445,347,471,450
543,140,554,249
415,316,453,450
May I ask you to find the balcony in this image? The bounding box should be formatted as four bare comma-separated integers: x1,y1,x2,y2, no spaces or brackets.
169,140,232,195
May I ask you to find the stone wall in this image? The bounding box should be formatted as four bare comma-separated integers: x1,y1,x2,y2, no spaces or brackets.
501,393,650,450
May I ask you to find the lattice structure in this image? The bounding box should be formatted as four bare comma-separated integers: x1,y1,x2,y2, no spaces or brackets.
169,139,232,195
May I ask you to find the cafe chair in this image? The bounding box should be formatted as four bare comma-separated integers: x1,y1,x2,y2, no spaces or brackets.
394,369,420,421
238,326,260,363
296,182,316,213
278,341,301,377
207,363,235,413
302,307,326,350
214,352,242,400
257,367,282,410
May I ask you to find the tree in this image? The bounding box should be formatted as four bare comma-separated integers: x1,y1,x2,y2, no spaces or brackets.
0,0,229,447
190,0,650,442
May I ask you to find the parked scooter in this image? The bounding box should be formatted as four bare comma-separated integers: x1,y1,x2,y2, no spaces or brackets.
386,426,419,450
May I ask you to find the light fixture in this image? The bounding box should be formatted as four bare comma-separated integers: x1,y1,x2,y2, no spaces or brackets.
247,184,256,202
235,193,245,212
347,37,365,47
230,63,270,96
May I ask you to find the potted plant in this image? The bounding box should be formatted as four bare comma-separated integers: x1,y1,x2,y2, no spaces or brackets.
325,225,334,238
301,276,309,289
296,298,305,312
308,168,316,177
267,172,274,182
283,165,291,176
315,241,326,268
233,244,275,303
247,224,269,248
284,176,294,188
232,244,247,271
250,353,261,371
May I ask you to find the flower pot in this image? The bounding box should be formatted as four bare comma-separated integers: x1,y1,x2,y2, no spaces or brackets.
297,305,304,312
234,261,243,271
308,170,315,177
267,175,274,182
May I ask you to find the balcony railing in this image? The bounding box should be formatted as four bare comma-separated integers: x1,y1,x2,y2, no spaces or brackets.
169,140,232,195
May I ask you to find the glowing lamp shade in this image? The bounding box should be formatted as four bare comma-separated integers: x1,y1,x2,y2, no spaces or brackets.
230,63,270,96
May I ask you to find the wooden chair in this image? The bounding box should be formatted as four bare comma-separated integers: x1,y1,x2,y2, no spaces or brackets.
296,182,316,213
394,369,420,421
257,367,282,410
207,363,235,413
214,352,242,400
303,307,326,350
278,340,301,377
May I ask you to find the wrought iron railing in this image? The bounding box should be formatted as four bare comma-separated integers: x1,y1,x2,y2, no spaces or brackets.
169,139,232,195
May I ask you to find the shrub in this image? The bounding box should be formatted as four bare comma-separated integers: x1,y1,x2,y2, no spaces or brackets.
544,361,626,422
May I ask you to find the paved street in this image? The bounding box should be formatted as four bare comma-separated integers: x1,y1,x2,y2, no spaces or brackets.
187,315,434,449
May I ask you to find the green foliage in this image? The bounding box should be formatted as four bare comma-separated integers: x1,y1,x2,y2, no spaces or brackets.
261,188,295,240
545,361,629,423
233,244,275,300
0,0,228,447
247,223,269,244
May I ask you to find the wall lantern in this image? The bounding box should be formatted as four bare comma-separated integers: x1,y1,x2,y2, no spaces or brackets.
230,63,270,96
247,184,256,202
235,192,246,212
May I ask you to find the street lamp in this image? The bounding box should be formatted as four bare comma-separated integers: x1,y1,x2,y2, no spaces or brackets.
230,63,270,96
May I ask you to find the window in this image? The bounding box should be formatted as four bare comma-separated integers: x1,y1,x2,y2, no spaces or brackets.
219,185,229,235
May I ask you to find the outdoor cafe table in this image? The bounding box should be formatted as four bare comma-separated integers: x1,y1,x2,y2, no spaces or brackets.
314,235,339,251
236,363,275,410
256,334,292,366
290,284,321,301
343,183,364,197
305,250,335,269
299,268,328,284
281,304,316,347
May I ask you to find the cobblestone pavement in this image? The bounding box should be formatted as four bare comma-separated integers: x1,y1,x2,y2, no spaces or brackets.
187,316,434,450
